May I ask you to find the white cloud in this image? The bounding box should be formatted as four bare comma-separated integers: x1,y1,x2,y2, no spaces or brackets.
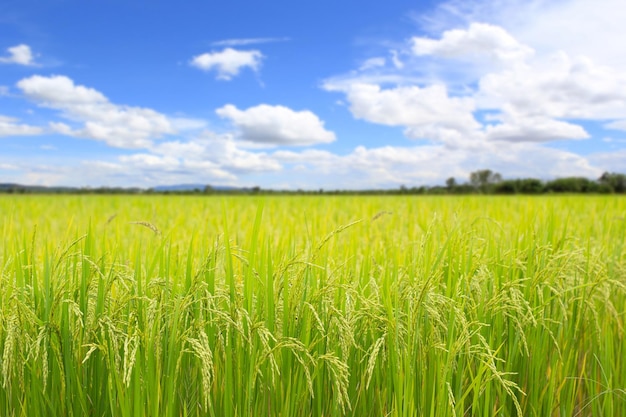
359,57,386,71
0,115,43,136
325,12,626,149
0,44,35,66
483,142,601,179
508,0,626,72
485,116,589,142
478,52,626,120
420,0,626,73
412,23,534,65
190,48,263,80
7,138,274,187
82,156,237,187
588,149,626,173
127,142,451,188
7,1,624,189
211,37,290,47
152,132,282,173
53,132,284,187
216,104,336,146
49,121,74,135
2,132,609,189
18,75,106,104
119,154,181,171
390,50,404,69
0,163,18,170
17,75,175,148
324,82,480,139
273,140,601,189
605,120,626,131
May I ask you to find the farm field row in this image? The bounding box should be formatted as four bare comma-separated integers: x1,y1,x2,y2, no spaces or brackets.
0,195,625,416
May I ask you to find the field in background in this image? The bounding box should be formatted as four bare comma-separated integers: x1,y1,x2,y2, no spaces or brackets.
0,195,625,416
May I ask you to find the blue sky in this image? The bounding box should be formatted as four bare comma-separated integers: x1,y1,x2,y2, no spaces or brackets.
1,0,625,189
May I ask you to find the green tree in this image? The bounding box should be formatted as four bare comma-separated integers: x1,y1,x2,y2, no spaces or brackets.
545,177,598,193
469,169,502,192
517,178,544,194
599,172,626,193
445,177,457,192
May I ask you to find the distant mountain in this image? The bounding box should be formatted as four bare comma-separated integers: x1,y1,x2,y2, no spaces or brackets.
0,182,251,194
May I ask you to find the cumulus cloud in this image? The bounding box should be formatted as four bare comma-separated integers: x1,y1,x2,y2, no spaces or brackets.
119,154,181,172
324,82,480,141
484,113,590,143
0,44,35,66
17,75,175,148
506,0,626,72
419,0,626,72
152,133,282,173
324,13,626,148
478,53,626,120
18,75,106,104
413,1,626,117
62,133,283,187
62,156,237,187
6,0,624,189
2,130,607,189
0,115,43,136
216,104,336,146
3,129,284,188
413,23,534,65
190,48,263,80
272,140,601,189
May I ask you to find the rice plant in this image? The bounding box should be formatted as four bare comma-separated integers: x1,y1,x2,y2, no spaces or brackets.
0,194,624,416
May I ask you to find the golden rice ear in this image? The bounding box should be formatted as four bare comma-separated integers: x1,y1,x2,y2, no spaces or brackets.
371,210,393,221
1,195,624,416
129,221,160,235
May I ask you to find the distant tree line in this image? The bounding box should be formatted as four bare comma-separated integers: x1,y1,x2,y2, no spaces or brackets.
1,171,625,195
0,184,145,195
441,170,626,195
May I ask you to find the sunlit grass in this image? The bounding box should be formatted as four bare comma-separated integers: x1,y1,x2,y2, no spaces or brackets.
0,195,625,416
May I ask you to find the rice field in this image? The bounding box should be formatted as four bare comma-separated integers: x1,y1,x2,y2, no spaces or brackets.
0,194,625,416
